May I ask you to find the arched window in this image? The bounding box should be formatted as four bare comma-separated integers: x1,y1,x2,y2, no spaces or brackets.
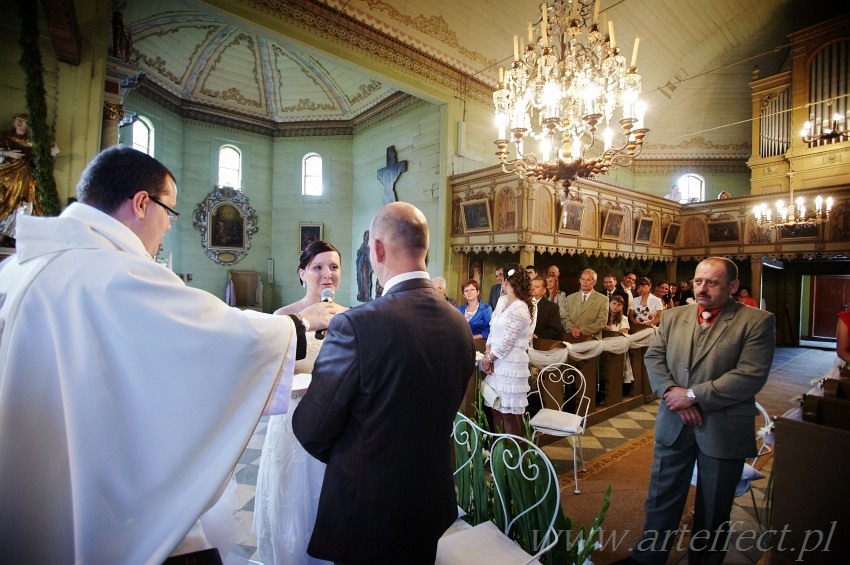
218,145,241,189
677,174,705,203
131,116,154,156
302,153,323,196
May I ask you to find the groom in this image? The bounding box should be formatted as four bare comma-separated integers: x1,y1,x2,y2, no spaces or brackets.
293,202,476,563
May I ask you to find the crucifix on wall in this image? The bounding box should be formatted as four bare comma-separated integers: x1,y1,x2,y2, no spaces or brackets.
377,146,407,204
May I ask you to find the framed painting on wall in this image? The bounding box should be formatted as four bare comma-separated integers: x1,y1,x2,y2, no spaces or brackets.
601,210,625,240
467,255,485,289
299,223,323,252
460,198,492,233
663,223,682,246
559,202,585,235
635,217,654,244
707,220,740,243
193,185,259,266
778,223,819,240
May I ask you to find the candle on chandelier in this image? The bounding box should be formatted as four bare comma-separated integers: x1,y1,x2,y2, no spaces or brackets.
514,35,519,60
541,4,549,47
826,197,834,211
593,0,601,23
528,21,534,44
631,37,640,67
499,67,504,84
608,21,617,49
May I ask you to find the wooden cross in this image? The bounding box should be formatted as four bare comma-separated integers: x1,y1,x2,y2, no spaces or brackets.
377,146,407,205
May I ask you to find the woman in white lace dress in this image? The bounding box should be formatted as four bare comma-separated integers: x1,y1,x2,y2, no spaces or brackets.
253,241,347,564
481,263,534,435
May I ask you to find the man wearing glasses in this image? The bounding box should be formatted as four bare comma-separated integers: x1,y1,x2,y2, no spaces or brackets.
0,146,335,562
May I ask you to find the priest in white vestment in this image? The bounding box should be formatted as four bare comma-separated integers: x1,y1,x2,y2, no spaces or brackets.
0,146,335,564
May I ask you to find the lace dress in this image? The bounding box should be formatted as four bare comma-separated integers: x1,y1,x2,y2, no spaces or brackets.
485,300,534,415
253,333,330,565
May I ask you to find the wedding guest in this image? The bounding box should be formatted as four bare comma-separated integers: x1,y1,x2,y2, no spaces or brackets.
531,276,563,340
459,278,493,340
606,295,630,334
486,266,504,310
654,280,675,310
254,241,348,565
293,202,475,564
482,263,534,435
0,113,61,225
0,146,335,563
546,273,568,329
629,276,663,326
623,258,775,565
621,272,637,303
602,273,630,308
672,280,694,306
736,285,758,307
526,265,539,279
563,268,609,339
432,275,458,307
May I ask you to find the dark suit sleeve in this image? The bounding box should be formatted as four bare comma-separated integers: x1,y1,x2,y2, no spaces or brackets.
692,313,775,413
292,313,361,463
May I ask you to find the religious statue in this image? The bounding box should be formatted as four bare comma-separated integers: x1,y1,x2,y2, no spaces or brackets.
377,146,407,205
356,230,373,302
0,113,61,233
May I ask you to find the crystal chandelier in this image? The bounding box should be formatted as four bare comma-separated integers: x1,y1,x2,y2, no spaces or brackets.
801,101,847,144
753,162,833,231
492,0,649,190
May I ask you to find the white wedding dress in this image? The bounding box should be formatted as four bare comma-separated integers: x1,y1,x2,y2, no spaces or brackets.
253,332,330,564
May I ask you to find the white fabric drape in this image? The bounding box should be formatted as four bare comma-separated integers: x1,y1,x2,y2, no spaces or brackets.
527,327,657,367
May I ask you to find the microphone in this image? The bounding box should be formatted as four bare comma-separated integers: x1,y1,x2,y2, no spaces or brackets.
316,288,335,340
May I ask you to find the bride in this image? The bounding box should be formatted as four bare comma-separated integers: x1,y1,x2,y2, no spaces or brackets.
253,241,347,564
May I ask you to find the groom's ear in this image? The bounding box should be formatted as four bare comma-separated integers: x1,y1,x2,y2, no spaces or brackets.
373,238,386,264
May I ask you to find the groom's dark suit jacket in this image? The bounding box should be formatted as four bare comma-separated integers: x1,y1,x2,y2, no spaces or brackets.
292,277,475,564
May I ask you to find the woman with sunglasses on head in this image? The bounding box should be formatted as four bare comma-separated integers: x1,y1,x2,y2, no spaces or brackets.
481,264,535,436
253,241,347,565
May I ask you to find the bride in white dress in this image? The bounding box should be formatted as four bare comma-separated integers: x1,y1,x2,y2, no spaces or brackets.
253,241,347,564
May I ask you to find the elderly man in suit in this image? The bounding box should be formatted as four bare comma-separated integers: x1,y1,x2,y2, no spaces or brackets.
531,276,563,340
563,268,608,339
293,202,475,564
621,257,775,565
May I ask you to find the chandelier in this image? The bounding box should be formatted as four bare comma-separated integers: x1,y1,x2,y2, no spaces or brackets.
753,162,833,231
801,101,847,144
492,0,649,190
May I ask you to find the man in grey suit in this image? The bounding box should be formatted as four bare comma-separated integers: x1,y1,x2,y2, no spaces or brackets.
563,268,608,339
292,202,475,564
622,257,775,565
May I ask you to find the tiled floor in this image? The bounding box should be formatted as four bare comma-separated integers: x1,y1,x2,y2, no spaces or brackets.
225,346,835,563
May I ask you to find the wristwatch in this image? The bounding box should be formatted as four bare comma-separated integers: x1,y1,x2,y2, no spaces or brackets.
686,388,697,404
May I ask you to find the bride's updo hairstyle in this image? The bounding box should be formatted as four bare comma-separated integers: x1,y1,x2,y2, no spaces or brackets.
298,240,340,286
503,262,534,318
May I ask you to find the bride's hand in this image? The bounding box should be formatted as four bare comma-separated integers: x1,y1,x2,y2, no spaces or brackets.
297,301,337,331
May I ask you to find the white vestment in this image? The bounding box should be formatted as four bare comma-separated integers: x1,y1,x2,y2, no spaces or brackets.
0,203,296,564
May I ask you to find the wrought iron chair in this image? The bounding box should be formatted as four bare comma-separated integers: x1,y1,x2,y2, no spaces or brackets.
437,413,564,564
528,363,591,494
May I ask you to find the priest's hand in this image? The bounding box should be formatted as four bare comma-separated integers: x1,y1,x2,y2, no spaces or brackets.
298,301,337,331
2,149,23,160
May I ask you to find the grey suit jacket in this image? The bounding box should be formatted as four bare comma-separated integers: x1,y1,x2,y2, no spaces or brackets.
292,277,475,563
645,301,775,459
563,290,608,337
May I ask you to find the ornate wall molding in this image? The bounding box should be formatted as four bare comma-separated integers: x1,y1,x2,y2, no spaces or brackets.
633,158,750,175
233,0,493,105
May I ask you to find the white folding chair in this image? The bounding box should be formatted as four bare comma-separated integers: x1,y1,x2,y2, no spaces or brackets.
438,413,562,564
690,401,773,532
528,363,591,494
